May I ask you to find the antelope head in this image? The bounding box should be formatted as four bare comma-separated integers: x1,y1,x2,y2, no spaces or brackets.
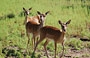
58,20,71,32
23,7,32,16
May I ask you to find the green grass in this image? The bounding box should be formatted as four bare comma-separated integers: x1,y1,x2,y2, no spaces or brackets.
66,38,84,50
0,0,90,58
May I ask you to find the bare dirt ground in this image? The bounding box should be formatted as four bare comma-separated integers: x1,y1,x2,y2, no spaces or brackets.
2,46,90,58
64,48,90,58
2,39,90,58
35,47,90,58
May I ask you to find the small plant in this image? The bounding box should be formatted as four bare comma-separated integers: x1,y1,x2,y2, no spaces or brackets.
2,45,27,58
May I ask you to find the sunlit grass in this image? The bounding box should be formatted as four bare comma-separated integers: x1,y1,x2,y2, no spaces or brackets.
0,0,90,58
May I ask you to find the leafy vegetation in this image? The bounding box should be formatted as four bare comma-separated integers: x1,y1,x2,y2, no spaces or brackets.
0,0,90,58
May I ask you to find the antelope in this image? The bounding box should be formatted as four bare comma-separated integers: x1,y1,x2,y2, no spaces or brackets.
34,20,71,58
23,8,50,49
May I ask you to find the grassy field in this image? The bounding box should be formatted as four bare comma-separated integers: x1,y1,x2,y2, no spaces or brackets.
0,0,90,58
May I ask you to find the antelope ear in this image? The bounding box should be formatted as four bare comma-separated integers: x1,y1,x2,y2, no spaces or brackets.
58,20,62,25
66,20,71,24
45,11,50,15
23,7,26,11
29,7,32,10
37,11,41,15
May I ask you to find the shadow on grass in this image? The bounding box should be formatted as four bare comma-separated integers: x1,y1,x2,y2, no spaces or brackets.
0,13,15,20
7,13,15,18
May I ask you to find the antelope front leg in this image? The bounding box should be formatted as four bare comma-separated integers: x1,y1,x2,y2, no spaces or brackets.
34,38,44,53
60,42,64,58
54,42,57,58
44,39,49,58
62,42,64,57
36,37,39,44
32,35,36,49
26,32,31,55
26,32,30,49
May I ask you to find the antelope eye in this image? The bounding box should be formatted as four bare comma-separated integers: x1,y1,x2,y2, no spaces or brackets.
40,15,42,18
62,26,64,28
